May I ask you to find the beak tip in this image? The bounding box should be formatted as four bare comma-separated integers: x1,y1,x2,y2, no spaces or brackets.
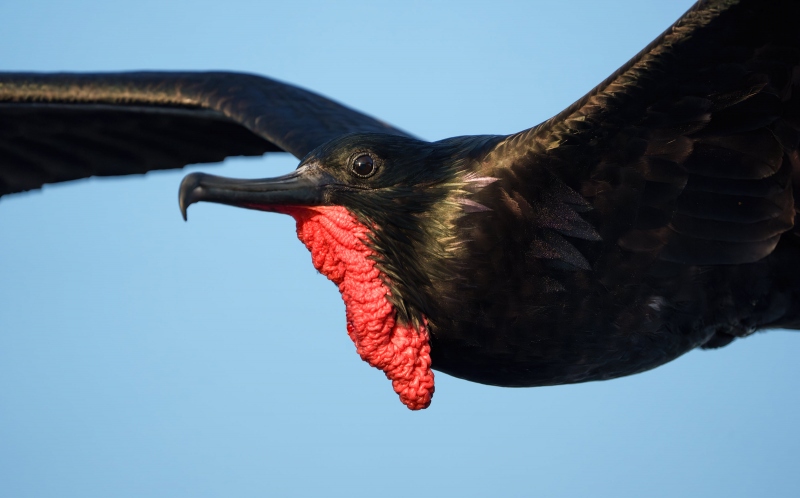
179,173,206,222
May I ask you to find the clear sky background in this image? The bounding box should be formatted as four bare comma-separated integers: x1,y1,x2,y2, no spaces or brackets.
1,1,798,497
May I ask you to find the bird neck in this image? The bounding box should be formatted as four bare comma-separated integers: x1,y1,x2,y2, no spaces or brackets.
276,205,434,410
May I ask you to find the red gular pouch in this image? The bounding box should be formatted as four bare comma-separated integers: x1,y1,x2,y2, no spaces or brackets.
268,205,434,410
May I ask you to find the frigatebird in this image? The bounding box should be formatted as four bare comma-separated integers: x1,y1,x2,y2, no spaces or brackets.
2,0,798,409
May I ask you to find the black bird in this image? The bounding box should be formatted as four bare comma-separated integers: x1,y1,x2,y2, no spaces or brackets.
2,0,799,409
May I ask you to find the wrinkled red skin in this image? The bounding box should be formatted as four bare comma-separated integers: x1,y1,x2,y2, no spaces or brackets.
266,205,435,410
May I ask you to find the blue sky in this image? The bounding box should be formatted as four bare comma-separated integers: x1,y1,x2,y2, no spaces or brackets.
1,1,798,497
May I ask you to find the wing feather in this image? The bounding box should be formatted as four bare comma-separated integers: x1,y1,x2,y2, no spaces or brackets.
486,0,800,266
0,72,411,196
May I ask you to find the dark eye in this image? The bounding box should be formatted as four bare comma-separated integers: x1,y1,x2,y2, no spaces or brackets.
351,154,376,178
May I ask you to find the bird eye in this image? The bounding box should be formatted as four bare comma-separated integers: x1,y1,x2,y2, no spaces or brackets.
351,154,376,178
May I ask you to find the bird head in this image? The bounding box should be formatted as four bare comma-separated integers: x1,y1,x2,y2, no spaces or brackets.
179,132,500,409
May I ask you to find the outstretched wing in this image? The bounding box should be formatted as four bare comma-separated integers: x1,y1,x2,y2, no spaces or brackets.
488,0,800,266
0,72,411,196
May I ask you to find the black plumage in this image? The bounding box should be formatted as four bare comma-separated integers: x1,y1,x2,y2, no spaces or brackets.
2,0,799,405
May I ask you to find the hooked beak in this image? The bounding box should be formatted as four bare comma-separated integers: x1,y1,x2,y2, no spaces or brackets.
178,165,335,220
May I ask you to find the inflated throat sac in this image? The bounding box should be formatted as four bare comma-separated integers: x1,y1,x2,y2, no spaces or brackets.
276,205,434,410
